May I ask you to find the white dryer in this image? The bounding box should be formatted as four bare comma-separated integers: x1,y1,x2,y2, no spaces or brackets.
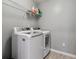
42,31,51,57
32,28,51,57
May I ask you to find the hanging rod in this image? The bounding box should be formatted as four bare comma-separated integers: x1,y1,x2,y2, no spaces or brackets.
2,2,26,12
6,0,26,10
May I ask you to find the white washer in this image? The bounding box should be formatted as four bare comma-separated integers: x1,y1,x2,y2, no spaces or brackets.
12,27,44,59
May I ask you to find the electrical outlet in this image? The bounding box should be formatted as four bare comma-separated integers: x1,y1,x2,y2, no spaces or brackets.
62,43,66,47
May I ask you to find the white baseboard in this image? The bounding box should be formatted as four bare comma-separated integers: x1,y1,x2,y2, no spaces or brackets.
50,49,76,58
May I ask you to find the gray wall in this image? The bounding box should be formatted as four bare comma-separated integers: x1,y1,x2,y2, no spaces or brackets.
2,0,39,59
39,0,76,54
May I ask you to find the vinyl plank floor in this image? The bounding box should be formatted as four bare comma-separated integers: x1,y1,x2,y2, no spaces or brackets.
44,51,76,59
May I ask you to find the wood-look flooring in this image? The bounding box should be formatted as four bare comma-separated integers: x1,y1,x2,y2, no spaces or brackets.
44,51,76,59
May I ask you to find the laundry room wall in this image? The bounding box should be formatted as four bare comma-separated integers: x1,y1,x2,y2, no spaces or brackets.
39,0,76,55
2,0,38,59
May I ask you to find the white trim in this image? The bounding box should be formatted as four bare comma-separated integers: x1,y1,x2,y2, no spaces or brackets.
50,49,76,58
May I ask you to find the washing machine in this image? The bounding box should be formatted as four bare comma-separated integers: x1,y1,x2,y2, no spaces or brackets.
12,27,44,59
